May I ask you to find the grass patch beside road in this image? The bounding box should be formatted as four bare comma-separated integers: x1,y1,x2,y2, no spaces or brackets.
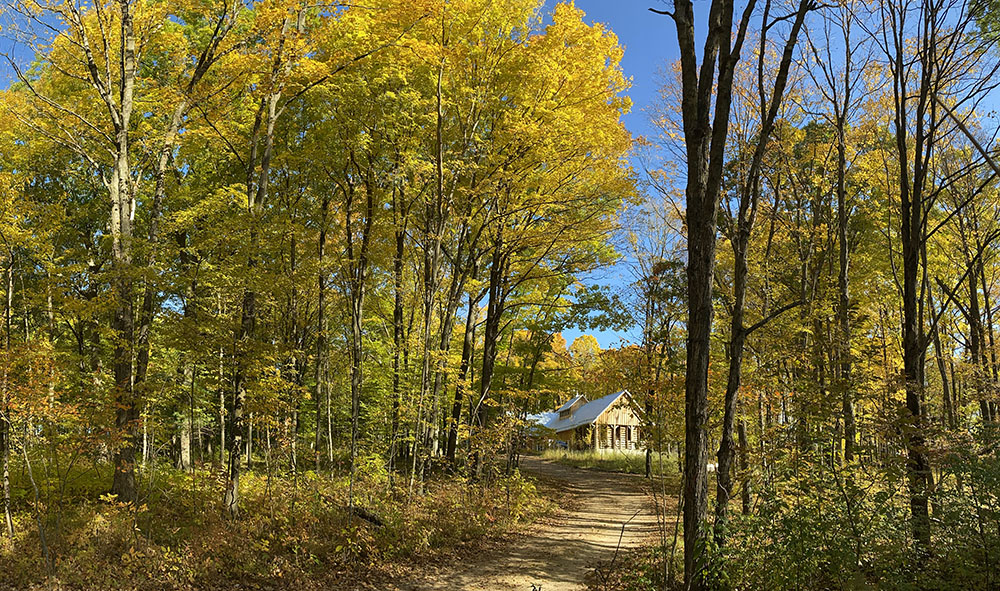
538,448,680,478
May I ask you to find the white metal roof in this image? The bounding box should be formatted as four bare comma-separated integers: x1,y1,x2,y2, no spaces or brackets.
555,395,585,413
530,390,631,434
525,411,558,429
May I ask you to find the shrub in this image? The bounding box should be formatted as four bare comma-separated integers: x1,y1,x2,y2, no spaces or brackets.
0,461,551,590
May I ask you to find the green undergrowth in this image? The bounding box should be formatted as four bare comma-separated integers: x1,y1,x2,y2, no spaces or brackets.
585,431,1000,591
586,545,682,591
0,460,551,590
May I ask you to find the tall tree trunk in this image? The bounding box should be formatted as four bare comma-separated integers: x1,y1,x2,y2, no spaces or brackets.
971,265,992,422
225,87,280,517
715,0,808,544
642,283,657,480
314,194,329,472
979,263,999,409
715,309,746,540
737,418,750,514
2,255,12,538
109,0,138,504
225,281,255,517
902,253,931,557
928,289,955,430
665,0,758,582
1,393,9,540
218,343,225,466
476,236,506,437
955,213,991,422
389,198,405,475
645,394,654,478
286,227,303,475
430,255,471,460
836,114,856,462
898,103,932,562
414,53,448,483
348,278,365,509
448,292,479,465
222,5,304,515
175,234,199,471
137,101,190,471
346,164,376,510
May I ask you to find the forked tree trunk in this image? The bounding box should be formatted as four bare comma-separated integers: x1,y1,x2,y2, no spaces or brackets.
715,0,809,545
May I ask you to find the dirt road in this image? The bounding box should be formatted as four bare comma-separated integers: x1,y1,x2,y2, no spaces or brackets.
391,456,661,591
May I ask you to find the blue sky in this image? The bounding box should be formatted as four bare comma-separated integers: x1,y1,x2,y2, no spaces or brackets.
553,0,680,350
556,0,676,143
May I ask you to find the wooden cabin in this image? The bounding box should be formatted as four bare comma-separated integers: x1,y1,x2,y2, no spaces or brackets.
529,390,642,451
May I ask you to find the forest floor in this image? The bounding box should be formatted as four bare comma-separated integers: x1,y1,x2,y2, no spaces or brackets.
379,456,663,591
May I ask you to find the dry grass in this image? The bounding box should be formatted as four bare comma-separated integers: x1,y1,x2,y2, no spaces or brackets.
0,461,552,590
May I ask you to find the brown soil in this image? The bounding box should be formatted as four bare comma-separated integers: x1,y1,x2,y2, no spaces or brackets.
385,456,662,591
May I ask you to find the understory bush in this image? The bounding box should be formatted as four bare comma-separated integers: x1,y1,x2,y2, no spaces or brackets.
0,461,551,590
590,430,1000,591
725,429,1000,591
587,545,678,591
